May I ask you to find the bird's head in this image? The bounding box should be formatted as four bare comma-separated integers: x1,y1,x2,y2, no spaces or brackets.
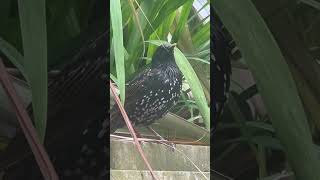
151,43,176,67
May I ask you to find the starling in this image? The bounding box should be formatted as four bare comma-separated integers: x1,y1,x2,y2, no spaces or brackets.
1,31,108,180
212,11,232,130
110,44,183,133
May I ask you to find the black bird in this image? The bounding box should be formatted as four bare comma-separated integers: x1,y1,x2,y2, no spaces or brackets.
110,44,183,133
212,12,232,130
2,31,108,180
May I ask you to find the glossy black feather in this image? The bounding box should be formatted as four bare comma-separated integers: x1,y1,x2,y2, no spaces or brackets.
212,12,232,130
2,32,108,180
110,44,182,133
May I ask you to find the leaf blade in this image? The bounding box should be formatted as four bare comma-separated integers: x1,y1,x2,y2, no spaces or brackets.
18,0,48,142
111,0,126,104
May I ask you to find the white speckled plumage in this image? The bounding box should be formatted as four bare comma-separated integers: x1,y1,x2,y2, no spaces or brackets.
110,44,182,133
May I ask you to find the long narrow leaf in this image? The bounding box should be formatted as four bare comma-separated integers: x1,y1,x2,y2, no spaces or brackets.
111,0,126,104
174,48,210,130
18,0,48,142
0,37,26,78
171,0,193,43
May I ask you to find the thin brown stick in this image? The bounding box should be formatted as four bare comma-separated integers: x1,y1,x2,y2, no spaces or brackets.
110,81,158,180
0,58,59,180
111,134,209,146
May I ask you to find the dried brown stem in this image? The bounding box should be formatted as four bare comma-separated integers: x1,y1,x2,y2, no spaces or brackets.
0,58,59,180
110,81,158,180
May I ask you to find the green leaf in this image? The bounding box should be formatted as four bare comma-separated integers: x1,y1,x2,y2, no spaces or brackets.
0,37,26,78
251,135,284,150
187,57,210,65
147,11,176,61
18,0,48,142
213,0,320,179
145,39,171,46
171,0,193,43
174,48,210,130
111,0,126,104
192,22,209,48
245,121,275,133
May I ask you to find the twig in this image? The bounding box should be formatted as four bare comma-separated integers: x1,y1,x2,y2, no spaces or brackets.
0,58,59,180
110,81,158,180
111,134,208,146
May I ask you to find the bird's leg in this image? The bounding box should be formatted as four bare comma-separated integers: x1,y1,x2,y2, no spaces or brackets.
147,126,175,151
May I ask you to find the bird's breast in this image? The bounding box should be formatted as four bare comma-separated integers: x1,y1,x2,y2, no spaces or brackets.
130,65,182,125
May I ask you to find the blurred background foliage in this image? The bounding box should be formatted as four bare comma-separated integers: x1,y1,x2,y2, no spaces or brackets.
110,0,211,141
213,0,320,180
0,0,106,149
0,0,211,178
0,0,210,157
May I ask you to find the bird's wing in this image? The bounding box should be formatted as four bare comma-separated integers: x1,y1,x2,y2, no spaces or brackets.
110,67,161,132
